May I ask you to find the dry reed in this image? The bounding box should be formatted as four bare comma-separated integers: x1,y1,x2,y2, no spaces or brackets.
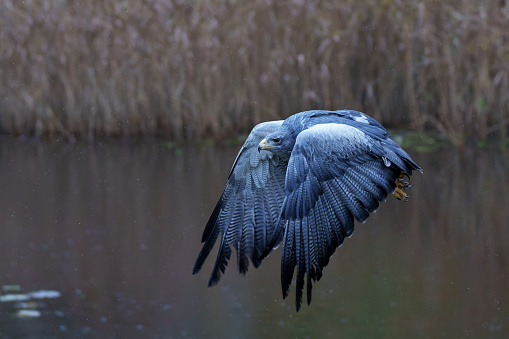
0,0,508,145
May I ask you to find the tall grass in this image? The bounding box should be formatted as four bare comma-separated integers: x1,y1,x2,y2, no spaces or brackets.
0,0,508,144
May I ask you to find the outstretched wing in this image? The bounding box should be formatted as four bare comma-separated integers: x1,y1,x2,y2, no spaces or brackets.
275,122,419,311
193,120,289,286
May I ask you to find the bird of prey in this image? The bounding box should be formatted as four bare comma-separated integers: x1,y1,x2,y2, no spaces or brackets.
193,110,422,311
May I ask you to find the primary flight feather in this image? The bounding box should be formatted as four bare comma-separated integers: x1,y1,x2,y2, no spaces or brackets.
193,110,422,311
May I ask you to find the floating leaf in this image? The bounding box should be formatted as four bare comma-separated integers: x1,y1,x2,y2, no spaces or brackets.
14,309,41,318
0,294,30,303
14,301,40,309
2,285,22,292
29,290,61,299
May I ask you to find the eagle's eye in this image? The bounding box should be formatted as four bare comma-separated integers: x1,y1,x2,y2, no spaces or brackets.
273,138,281,143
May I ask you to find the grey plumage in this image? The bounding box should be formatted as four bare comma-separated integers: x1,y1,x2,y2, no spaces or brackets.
193,110,422,311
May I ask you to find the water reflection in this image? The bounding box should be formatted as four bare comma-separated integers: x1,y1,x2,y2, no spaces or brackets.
0,137,507,338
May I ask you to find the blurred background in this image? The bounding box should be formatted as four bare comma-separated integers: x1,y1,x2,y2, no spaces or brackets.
0,1,508,338
1,0,509,145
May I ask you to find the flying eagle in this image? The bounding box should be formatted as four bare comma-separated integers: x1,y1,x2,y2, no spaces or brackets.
193,110,422,311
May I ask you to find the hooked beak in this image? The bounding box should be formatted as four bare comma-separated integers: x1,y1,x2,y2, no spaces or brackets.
258,139,268,152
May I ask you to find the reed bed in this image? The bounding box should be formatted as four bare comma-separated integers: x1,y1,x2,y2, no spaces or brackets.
0,0,508,144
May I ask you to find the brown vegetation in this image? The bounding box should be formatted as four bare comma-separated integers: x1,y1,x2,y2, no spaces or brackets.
0,0,508,144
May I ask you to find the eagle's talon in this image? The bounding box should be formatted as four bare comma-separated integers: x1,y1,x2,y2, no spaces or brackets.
393,173,411,201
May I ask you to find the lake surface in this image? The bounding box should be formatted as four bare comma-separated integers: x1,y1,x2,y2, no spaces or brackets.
0,137,507,338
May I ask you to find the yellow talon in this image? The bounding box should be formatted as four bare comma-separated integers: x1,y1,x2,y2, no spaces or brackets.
393,173,411,201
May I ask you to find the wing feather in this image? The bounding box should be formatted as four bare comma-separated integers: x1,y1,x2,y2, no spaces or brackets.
295,219,305,311
279,122,418,310
281,219,295,299
193,120,289,285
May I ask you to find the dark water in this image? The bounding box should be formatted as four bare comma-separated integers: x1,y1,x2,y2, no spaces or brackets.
0,137,508,338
